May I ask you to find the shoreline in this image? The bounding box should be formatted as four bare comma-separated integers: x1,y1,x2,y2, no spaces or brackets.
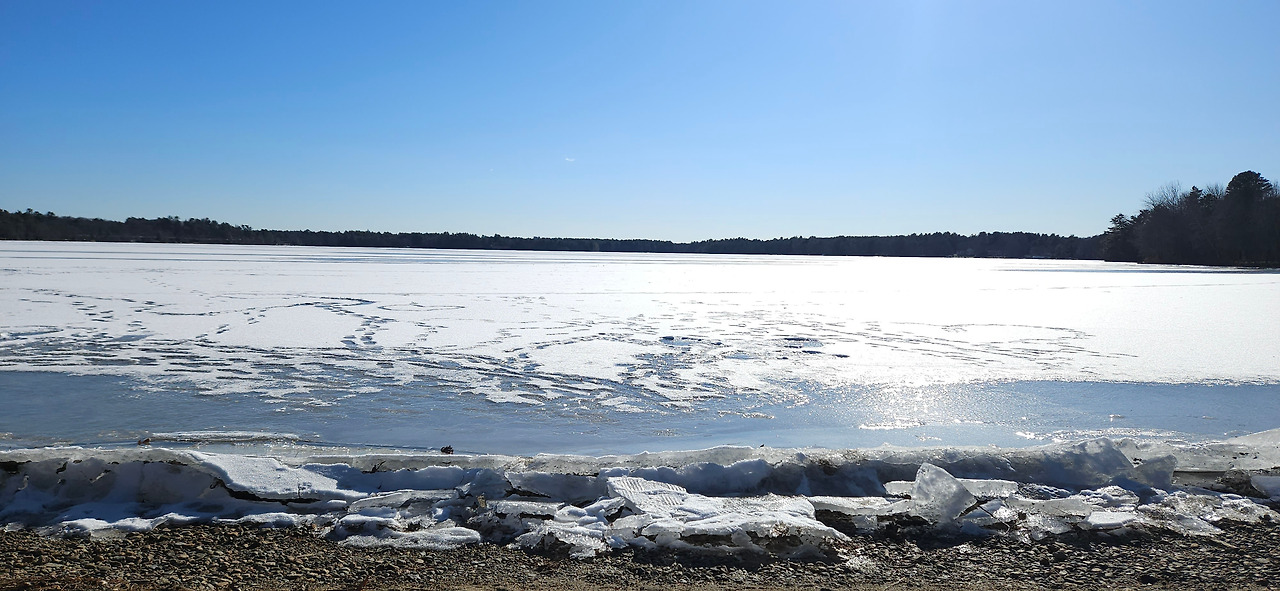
2,520,1277,590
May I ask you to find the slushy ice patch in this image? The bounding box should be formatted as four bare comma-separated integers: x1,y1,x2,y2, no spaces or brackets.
2,435,1277,557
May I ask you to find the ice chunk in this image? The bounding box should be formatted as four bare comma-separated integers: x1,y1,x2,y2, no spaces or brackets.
347,489,455,512
606,476,689,515
1226,427,1280,447
487,499,562,517
960,479,1020,499
455,468,513,499
1216,496,1279,523
808,496,908,516
1023,514,1072,540
599,476,845,556
1004,496,1094,518
51,518,116,538
1030,439,1171,489
641,494,845,555
305,464,508,498
1084,511,1139,530
231,512,310,528
1137,504,1221,536
809,496,909,532
507,472,605,503
516,521,610,558
1019,483,1074,499
886,477,1017,499
190,452,354,501
513,500,616,557
1251,475,1280,498
907,463,977,524
958,499,1017,529
340,523,481,549
583,496,626,518
754,457,883,496
1080,486,1139,509
872,438,1172,490
1152,490,1279,525
883,481,912,496
597,458,774,496
607,514,654,542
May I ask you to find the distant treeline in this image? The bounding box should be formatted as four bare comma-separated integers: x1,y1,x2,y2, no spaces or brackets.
0,209,1099,259
1101,171,1280,266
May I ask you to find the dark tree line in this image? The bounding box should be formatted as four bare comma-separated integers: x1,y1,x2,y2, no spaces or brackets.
1101,171,1280,266
0,209,1099,260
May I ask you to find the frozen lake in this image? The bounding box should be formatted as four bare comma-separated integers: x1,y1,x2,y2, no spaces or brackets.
2,241,1279,454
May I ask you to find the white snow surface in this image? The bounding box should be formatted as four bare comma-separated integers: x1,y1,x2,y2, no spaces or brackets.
2,436,1278,554
5,242,1276,387
3,242,1280,453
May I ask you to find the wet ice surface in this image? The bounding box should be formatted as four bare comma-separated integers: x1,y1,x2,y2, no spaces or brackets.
2,241,1280,453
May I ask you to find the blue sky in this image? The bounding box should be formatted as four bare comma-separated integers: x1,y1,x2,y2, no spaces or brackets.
2,1,1277,240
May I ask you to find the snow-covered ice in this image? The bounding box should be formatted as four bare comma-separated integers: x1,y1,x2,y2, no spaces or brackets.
2,242,1280,453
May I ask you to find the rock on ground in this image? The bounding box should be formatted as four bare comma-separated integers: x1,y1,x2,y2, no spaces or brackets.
0,520,1277,590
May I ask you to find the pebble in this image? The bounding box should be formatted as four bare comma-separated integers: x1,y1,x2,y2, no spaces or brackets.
0,521,1278,590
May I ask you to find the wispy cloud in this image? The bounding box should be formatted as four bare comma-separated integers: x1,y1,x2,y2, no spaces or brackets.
564,157,575,162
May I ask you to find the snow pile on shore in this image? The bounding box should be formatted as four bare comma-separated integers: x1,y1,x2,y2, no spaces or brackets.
1,434,1277,557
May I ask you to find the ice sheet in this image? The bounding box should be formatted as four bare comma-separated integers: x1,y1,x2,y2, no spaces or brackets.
3,242,1280,454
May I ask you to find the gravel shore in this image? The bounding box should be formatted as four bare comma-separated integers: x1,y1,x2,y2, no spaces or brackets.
2,520,1277,591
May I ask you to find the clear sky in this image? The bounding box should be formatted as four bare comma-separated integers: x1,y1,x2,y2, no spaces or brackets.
2,1,1277,241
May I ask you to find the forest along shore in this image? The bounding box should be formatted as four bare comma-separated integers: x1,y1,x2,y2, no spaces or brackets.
1,521,1277,591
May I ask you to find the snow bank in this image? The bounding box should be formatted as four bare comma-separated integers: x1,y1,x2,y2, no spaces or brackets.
2,435,1277,556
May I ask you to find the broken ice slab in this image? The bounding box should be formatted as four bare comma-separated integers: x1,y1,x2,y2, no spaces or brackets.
339,522,482,550
189,451,359,502
517,522,612,558
884,477,1019,499
907,463,977,524
1023,514,1073,540
1136,504,1221,536
1150,490,1279,527
1251,475,1280,499
808,496,910,516
1082,510,1139,530
957,499,1018,528
507,471,606,504
515,476,848,557
602,476,846,556
346,489,457,512
1078,485,1140,510
485,499,563,518
809,496,913,532
606,476,690,515
1004,496,1095,518
513,504,615,558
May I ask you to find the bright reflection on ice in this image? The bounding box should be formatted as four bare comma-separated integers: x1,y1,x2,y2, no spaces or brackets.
1,242,1279,453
